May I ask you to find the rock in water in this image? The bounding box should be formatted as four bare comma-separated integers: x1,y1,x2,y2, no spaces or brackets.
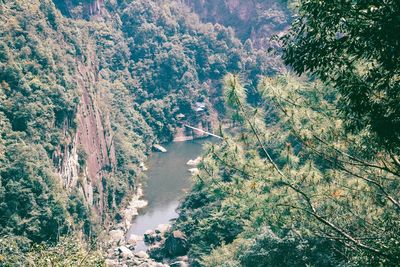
117,246,134,259
155,224,171,235
165,231,188,257
186,157,202,166
153,144,167,153
186,159,196,166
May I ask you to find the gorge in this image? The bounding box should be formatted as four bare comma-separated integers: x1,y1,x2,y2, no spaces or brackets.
0,0,286,265
3,0,398,266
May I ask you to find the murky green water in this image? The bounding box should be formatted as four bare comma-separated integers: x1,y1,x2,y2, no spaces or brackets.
127,138,214,251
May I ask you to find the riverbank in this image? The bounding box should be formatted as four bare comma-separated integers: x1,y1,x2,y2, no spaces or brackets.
105,184,159,266
105,139,214,266
173,125,211,142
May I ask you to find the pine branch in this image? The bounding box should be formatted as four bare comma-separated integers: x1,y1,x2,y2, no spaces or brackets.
313,134,400,178
227,75,386,257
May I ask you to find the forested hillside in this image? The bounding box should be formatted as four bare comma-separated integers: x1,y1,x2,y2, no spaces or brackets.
2,0,399,266
183,0,291,48
0,0,283,265
170,1,400,266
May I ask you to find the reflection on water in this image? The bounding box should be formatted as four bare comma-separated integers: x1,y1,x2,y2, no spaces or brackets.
127,138,213,251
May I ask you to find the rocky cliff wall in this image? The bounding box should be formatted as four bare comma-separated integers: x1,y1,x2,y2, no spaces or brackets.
54,42,116,216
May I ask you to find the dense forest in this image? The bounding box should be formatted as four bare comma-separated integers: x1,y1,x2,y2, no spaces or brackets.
1,0,399,266
172,1,400,266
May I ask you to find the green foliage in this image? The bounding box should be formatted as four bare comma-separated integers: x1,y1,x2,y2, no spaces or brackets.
0,0,85,248
119,0,281,128
237,229,340,267
184,0,290,48
0,0,79,151
77,146,87,168
0,138,68,243
0,235,104,266
174,74,400,266
26,236,104,266
67,190,91,236
1,0,283,261
281,0,400,153
0,236,31,266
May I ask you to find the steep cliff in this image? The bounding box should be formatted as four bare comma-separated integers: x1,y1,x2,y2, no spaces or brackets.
0,0,152,244
55,44,117,215
183,0,291,48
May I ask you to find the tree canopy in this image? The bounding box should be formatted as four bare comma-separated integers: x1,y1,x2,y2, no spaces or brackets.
171,1,400,265
281,0,400,153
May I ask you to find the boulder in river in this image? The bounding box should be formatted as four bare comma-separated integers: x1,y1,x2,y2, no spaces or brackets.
165,231,188,257
117,246,134,259
153,144,167,153
155,224,171,235
186,157,202,166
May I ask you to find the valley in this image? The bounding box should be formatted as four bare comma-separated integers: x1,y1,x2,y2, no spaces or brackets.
2,0,399,266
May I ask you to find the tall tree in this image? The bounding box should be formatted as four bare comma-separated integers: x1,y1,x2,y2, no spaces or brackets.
281,0,400,153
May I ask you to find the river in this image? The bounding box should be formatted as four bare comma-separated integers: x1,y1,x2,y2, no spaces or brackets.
127,138,214,252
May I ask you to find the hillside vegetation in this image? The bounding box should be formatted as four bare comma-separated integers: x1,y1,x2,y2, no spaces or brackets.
2,0,399,266
172,1,400,266
0,0,282,265
183,0,291,48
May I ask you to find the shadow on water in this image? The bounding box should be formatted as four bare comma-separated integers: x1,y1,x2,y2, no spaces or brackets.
127,138,216,251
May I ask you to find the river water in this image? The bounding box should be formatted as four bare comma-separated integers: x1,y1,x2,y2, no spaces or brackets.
127,138,213,251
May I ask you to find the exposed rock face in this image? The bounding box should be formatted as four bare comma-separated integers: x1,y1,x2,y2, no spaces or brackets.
53,41,115,214
183,0,291,48
84,0,106,17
